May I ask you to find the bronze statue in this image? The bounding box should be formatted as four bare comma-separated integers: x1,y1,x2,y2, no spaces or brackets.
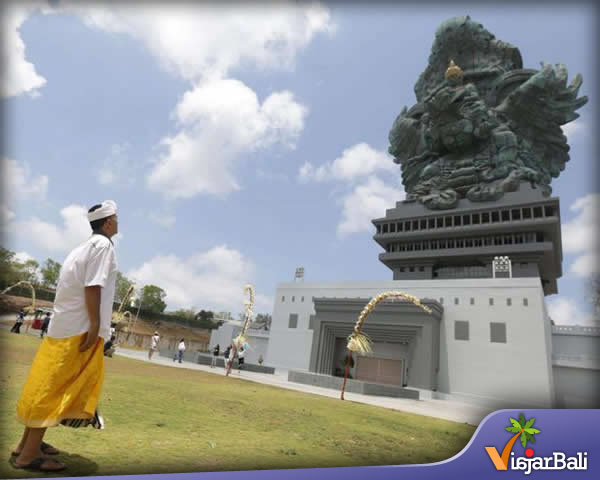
389,16,588,210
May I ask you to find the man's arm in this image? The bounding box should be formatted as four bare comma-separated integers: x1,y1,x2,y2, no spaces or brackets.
80,285,101,352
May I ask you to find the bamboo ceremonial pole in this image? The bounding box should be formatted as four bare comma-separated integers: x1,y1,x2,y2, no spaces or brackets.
2,280,36,314
112,285,135,333
226,284,255,377
340,291,432,400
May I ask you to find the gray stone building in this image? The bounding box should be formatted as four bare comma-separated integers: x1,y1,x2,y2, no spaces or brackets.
263,184,598,409
258,16,599,410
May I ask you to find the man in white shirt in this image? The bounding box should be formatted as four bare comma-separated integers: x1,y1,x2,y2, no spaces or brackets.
149,332,160,360
12,200,119,472
176,339,186,363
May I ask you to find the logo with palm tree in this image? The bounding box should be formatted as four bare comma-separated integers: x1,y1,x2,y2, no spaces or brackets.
485,413,541,470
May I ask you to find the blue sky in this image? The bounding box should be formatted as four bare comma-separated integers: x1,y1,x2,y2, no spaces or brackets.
1,1,598,325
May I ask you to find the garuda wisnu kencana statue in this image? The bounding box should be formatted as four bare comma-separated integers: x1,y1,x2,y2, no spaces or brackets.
389,16,588,210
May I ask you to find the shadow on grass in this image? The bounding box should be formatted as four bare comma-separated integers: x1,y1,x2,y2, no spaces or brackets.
59,452,99,477
3,452,98,479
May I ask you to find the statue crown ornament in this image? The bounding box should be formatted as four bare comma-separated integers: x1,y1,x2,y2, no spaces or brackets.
444,59,463,80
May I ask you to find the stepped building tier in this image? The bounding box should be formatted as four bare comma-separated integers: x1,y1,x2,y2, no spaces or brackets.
372,185,562,295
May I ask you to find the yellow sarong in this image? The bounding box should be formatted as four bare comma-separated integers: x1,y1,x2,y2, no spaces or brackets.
16,333,105,428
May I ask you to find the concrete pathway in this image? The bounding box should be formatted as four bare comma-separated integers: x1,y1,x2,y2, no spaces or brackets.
114,347,493,426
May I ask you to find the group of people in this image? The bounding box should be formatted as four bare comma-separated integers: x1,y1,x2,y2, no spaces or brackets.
10,310,52,337
148,336,246,373
147,333,186,364
220,343,246,374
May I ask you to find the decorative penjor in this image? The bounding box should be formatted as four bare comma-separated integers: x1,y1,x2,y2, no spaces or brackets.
341,292,432,400
388,16,587,210
233,283,255,349
112,285,135,334
225,284,255,377
1,281,36,314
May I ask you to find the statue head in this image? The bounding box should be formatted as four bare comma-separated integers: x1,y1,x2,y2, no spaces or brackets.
415,16,522,102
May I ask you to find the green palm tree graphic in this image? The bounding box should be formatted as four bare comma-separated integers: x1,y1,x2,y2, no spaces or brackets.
506,413,541,449
485,413,542,469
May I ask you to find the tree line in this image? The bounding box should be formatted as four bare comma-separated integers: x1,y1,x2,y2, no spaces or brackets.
1,246,272,331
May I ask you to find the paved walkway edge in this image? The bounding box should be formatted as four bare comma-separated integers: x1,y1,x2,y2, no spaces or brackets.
114,348,492,426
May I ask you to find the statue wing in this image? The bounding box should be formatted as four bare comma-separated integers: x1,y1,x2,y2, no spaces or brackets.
388,104,431,193
494,63,587,179
389,105,421,162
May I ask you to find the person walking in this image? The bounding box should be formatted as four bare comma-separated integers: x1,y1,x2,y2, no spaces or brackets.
211,344,220,368
148,332,160,360
103,335,117,357
40,312,51,338
177,338,186,363
11,200,119,472
237,346,245,374
225,344,237,377
10,309,25,334
223,344,231,369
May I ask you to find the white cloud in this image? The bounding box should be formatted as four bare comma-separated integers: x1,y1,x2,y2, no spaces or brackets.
127,245,273,313
297,143,403,235
562,193,599,277
3,157,48,200
299,143,396,183
147,79,307,198
13,250,43,283
337,176,405,235
561,120,584,139
149,212,176,229
66,2,335,81
4,3,333,198
13,251,35,264
1,4,47,98
12,204,90,253
96,143,136,186
60,3,330,199
547,297,598,327
1,205,16,225
1,157,49,230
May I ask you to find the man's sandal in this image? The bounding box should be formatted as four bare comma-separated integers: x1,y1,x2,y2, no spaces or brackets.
11,457,66,472
11,441,60,456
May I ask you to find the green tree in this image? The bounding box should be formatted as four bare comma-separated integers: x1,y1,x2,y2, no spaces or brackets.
115,271,135,305
194,309,217,329
172,307,196,321
253,313,272,331
214,312,232,328
16,259,40,285
169,307,196,327
0,247,21,288
41,258,62,288
137,284,167,314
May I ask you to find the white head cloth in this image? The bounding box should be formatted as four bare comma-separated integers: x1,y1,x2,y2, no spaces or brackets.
88,200,117,222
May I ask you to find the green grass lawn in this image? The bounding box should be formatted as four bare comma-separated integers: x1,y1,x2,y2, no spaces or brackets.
0,329,475,477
